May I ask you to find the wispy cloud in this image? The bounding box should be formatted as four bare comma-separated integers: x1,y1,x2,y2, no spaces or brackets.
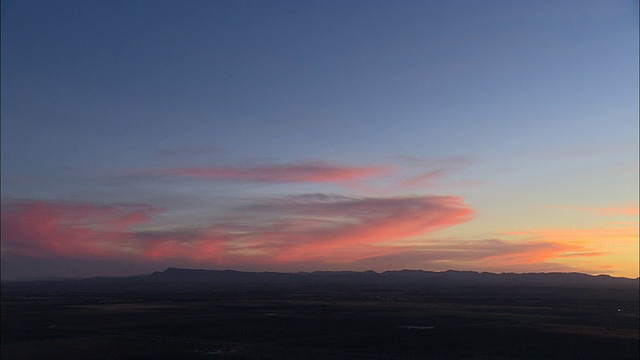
392,155,478,190
158,146,222,157
348,238,585,273
1,199,163,258
0,199,231,263
1,195,471,266
556,205,639,217
400,168,449,188
507,226,639,244
231,194,475,263
141,162,390,183
393,155,473,167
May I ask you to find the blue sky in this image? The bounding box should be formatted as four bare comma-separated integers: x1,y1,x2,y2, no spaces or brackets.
2,0,638,279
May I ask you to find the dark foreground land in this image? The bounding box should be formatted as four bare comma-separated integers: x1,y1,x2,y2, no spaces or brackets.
2,270,638,359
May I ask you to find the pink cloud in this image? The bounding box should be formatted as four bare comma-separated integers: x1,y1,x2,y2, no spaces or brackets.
231,194,475,263
1,200,161,258
1,195,473,267
141,162,390,183
1,199,230,263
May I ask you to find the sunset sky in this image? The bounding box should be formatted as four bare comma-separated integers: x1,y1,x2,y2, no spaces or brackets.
2,0,638,280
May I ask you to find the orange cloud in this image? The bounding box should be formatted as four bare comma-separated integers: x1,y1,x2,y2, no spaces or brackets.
346,238,587,273
142,162,390,183
478,241,574,267
504,225,639,277
507,226,639,243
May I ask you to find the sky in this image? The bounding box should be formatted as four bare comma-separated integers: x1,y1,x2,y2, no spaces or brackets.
1,0,638,280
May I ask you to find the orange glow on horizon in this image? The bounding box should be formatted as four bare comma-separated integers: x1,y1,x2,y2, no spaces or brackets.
2,198,637,278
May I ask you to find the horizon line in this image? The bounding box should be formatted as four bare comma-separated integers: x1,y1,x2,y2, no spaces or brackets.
2,267,638,282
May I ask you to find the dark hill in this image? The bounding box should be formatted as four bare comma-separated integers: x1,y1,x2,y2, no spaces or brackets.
97,268,638,288
2,268,637,292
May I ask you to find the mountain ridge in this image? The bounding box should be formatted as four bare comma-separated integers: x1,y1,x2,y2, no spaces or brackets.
5,267,636,289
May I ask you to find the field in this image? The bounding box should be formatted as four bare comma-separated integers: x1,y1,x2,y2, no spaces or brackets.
2,282,638,359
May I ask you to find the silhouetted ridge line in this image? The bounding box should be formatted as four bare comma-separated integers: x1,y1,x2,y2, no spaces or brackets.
3,268,637,289
112,268,638,288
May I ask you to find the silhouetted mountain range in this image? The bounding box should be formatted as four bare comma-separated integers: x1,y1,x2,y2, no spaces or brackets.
149,268,638,287
53,268,638,288
3,268,638,289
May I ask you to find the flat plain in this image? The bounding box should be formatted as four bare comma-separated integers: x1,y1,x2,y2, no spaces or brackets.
2,279,638,359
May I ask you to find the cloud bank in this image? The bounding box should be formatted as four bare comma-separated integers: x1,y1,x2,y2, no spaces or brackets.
4,195,631,275
1,195,469,265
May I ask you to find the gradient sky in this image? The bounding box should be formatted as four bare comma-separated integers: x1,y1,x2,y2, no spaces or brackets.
2,0,638,279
